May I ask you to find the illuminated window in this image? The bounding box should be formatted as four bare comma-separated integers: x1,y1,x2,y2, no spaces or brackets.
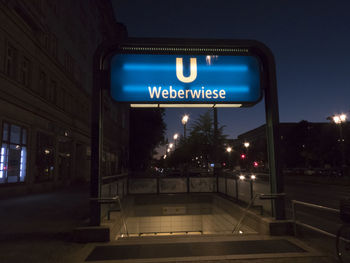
0,122,27,184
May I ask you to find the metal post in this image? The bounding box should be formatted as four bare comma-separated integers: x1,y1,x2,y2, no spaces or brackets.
235,177,239,200
89,25,127,225
157,176,160,194
90,54,103,226
339,123,346,173
263,46,285,220
184,123,187,139
292,200,297,236
187,175,190,193
213,108,219,191
250,179,254,201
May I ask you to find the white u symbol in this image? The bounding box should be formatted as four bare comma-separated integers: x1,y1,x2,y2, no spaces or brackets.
176,57,197,83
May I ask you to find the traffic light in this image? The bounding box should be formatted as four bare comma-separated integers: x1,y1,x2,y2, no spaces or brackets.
253,161,258,167
241,154,246,159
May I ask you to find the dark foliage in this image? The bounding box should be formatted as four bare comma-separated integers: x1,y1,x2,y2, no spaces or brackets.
167,110,227,168
129,108,166,171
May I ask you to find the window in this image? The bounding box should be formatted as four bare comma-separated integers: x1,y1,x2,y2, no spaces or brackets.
65,94,72,113
64,51,75,76
19,56,31,87
51,34,57,58
42,32,50,51
0,123,27,184
38,70,47,97
46,0,57,14
36,132,54,182
47,79,57,103
58,138,72,180
34,0,43,12
61,90,72,113
6,43,18,79
56,87,64,109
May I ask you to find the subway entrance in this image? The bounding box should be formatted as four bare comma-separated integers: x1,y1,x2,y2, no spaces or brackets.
90,38,286,241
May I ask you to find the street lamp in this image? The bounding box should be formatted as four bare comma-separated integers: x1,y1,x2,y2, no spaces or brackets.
169,143,174,149
244,142,250,148
340,114,347,122
329,113,347,172
226,146,232,153
173,133,179,148
182,114,189,139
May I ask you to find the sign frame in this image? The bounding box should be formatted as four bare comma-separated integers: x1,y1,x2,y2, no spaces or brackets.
108,39,267,107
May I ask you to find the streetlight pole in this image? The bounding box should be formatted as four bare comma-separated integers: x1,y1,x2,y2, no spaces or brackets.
330,114,347,173
182,115,189,139
243,142,250,170
226,146,232,168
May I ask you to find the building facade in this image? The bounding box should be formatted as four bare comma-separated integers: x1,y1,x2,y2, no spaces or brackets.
0,0,129,197
233,121,349,170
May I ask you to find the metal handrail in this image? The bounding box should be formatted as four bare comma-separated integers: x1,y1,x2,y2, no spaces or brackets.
291,199,339,237
232,193,285,234
91,195,129,237
232,193,259,234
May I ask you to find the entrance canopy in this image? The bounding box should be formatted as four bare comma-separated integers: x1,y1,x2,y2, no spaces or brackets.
90,38,284,226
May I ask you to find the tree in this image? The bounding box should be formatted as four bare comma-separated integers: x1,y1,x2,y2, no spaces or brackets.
167,110,227,168
129,108,166,171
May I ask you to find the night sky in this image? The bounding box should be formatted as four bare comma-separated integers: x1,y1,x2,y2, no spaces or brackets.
112,0,350,143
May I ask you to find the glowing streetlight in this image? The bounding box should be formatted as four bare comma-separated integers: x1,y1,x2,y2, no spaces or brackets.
332,114,347,124
333,116,341,124
226,146,232,153
340,114,347,122
173,133,179,148
250,175,256,180
182,114,189,139
169,143,174,149
163,155,167,159
239,175,245,180
182,114,189,125
244,142,250,148
167,148,171,153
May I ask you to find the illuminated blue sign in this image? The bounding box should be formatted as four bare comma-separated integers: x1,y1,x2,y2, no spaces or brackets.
110,53,261,106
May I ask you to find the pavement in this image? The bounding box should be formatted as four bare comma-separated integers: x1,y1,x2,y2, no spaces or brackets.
0,184,339,263
0,184,90,263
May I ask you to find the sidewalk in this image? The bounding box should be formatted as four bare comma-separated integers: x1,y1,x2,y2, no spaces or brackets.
0,184,90,263
0,185,338,263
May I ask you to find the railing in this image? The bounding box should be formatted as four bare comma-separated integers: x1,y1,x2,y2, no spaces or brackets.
91,195,129,237
128,175,217,194
291,199,340,238
232,193,286,234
